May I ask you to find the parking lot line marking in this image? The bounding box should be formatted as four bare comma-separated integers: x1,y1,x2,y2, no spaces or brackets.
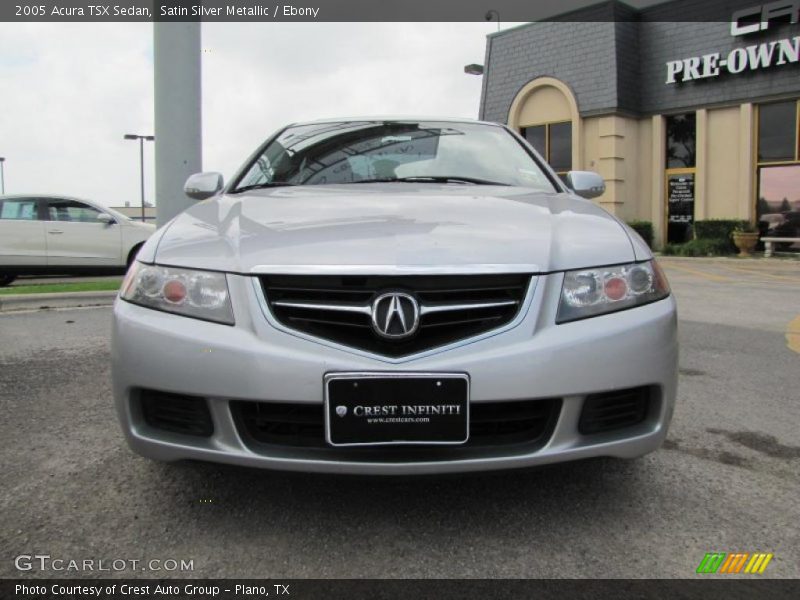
719,264,800,283
786,315,800,354
660,262,733,282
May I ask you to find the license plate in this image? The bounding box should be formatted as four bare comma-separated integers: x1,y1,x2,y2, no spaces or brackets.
324,372,470,447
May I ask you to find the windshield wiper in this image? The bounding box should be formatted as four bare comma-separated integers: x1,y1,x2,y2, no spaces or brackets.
349,176,509,186
346,178,400,184
231,182,297,193
399,176,509,185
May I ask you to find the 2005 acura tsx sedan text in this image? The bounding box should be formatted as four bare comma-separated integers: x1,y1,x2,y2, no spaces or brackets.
111,118,677,475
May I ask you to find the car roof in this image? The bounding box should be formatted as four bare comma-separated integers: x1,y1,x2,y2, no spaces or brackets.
0,194,130,219
287,116,504,128
0,193,95,202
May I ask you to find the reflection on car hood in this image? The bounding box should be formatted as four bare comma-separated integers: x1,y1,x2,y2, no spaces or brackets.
153,183,636,273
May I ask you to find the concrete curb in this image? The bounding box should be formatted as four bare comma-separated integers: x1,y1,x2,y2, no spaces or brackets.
0,291,118,312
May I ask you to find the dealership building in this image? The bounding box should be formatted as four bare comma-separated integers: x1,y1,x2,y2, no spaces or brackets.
479,0,800,247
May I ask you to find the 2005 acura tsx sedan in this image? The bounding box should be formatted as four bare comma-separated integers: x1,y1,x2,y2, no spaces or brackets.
112,118,677,475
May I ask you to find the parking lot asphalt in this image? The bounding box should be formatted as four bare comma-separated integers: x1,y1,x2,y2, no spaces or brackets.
0,257,798,579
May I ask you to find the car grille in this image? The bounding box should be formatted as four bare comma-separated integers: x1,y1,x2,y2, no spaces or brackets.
259,274,531,357
231,398,561,461
578,386,652,435
140,389,214,437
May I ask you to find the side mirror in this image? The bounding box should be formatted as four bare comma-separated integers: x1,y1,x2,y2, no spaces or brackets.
565,171,605,199
184,172,224,200
96,213,115,225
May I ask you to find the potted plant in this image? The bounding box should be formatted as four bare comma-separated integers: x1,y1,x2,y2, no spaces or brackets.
731,221,759,257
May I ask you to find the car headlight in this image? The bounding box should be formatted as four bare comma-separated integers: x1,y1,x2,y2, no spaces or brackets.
120,262,234,325
557,260,670,323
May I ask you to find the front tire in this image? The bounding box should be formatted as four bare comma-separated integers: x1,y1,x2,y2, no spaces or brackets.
0,274,17,287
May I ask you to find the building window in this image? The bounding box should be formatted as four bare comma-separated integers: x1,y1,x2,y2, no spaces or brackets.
521,121,572,175
758,101,796,162
548,122,572,173
757,101,800,250
666,113,696,169
523,125,547,159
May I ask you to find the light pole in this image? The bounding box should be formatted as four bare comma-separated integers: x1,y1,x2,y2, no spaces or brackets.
485,10,500,31
0,157,5,195
124,134,155,222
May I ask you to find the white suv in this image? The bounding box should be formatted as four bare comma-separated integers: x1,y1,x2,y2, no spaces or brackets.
0,194,155,286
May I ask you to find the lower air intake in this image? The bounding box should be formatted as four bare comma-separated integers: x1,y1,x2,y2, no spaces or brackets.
578,386,651,435
231,397,561,460
140,389,214,437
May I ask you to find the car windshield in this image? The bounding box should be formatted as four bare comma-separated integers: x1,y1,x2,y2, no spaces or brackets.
233,120,557,192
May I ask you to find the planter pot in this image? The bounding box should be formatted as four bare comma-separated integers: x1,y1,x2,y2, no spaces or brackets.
732,231,759,257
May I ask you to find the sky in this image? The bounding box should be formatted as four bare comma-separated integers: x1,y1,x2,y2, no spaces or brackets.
0,22,512,209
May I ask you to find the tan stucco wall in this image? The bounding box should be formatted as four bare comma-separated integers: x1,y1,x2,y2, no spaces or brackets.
705,106,743,219
516,86,572,126
636,118,654,223
581,114,648,222
650,116,666,247
582,117,600,175
582,107,755,246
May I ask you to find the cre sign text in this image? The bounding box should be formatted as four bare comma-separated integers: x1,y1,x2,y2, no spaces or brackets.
666,2,800,84
731,1,800,36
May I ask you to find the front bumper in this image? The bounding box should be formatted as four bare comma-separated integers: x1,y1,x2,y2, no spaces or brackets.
111,272,678,475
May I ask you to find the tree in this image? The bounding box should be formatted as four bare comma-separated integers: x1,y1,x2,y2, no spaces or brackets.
780,197,791,212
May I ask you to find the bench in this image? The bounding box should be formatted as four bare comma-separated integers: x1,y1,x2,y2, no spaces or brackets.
762,237,800,257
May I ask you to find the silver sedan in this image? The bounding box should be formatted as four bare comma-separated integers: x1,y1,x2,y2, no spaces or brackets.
112,118,677,475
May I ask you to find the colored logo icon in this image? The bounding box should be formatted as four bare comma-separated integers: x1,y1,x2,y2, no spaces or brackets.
696,552,773,574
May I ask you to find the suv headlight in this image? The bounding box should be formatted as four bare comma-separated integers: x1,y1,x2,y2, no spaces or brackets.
557,260,670,323
120,262,234,325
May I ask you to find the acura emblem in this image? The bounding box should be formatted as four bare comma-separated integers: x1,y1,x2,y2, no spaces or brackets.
336,406,347,417
371,292,420,339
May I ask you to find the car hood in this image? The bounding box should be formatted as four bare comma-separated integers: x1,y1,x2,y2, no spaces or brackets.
153,184,637,273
